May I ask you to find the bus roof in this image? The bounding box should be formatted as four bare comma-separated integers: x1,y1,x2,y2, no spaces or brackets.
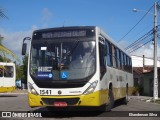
33,26,96,33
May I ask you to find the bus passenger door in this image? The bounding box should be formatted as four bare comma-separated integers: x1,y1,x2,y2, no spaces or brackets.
99,37,107,80
3,66,14,88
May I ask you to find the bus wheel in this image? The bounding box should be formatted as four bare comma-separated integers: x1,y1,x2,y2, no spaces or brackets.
106,89,114,111
122,86,128,105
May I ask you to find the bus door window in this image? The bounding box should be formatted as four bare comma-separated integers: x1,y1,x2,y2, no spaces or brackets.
99,37,106,79
106,40,112,67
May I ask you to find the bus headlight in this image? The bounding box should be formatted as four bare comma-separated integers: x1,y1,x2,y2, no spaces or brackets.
28,83,39,95
83,80,98,94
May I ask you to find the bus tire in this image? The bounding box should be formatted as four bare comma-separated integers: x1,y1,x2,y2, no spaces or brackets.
106,89,114,111
122,85,128,105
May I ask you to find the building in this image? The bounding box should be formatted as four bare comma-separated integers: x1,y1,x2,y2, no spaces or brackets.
143,69,160,97
131,55,160,97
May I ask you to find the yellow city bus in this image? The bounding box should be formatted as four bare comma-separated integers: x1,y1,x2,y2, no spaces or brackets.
0,62,16,92
22,26,133,111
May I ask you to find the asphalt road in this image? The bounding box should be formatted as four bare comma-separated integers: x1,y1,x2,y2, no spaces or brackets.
0,92,159,120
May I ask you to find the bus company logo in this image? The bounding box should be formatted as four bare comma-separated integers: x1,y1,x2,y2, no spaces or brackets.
2,112,11,117
58,90,62,95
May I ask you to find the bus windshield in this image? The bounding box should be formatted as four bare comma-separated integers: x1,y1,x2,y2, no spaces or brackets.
30,40,96,81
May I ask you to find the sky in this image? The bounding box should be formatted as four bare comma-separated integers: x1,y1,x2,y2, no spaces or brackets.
0,0,159,64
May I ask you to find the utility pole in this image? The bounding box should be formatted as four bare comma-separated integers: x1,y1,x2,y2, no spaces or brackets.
153,2,158,101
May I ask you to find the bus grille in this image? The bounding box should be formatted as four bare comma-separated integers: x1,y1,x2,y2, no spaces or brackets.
41,98,80,106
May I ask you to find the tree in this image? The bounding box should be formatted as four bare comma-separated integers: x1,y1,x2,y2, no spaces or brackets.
16,64,24,80
0,9,18,62
0,55,4,62
0,35,19,62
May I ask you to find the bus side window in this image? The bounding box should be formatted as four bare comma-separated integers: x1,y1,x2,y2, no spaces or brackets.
126,56,129,72
119,50,122,69
112,45,117,68
123,54,127,71
4,66,14,77
129,57,132,73
116,48,121,69
0,65,3,77
121,52,124,70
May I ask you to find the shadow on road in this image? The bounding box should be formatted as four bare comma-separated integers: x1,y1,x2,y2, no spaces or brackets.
30,106,105,117
113,98,127,108
29,99,125,117
0,95,17,97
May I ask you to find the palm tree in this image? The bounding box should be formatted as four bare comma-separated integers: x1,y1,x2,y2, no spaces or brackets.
0,9,18,62
0,35,19,62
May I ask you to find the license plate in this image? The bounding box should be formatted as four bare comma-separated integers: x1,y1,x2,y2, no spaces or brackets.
54,102,67,107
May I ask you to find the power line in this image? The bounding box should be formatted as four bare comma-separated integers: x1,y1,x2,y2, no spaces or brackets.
129,39,152,53
125,24,160,53
118,5,154,43
125,28,154,50
125,27,155,53
127,35,153,53
130,23,153,40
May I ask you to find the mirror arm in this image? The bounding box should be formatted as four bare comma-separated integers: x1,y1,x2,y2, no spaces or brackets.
23,37,31,43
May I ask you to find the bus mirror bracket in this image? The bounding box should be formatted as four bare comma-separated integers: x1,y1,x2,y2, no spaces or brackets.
22,37,31,55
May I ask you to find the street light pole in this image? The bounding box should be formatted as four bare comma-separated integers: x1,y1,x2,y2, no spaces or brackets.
153,2,158,101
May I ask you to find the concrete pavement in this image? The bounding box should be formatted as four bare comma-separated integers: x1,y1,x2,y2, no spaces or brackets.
129,96,160,103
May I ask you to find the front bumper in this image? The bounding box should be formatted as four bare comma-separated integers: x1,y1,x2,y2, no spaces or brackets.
28,90,108,107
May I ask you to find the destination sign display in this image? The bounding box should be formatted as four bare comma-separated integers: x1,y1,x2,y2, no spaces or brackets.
42,30,86,39
32,27,95,40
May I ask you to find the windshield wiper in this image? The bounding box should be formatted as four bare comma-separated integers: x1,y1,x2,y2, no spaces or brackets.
61,39,80,63
68,39,79,56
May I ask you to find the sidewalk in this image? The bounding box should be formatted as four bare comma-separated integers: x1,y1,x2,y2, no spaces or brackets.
129,96,160,103
12,89,28,93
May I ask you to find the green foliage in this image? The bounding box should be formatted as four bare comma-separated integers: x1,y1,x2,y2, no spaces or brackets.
0,10,16,61
0,55,4,62
16,64,23,80
0,42,19,61
15,55,28,84
0,55,12,62
132,84,143,96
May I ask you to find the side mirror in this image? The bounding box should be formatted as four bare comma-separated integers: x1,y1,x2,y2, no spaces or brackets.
22,37,31,55
22,43,27,55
